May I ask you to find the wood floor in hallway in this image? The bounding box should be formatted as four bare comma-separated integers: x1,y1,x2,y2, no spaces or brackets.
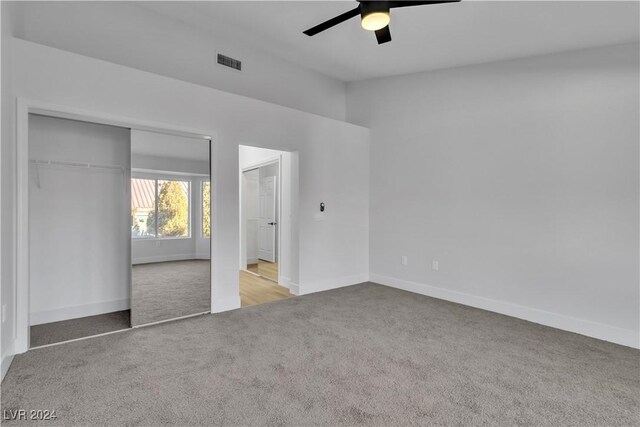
246,260,278,282
239,270,291,307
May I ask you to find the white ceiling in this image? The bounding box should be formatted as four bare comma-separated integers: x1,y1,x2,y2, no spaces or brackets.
140,1,639,82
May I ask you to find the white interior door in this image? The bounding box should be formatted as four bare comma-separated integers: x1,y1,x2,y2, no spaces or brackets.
258,176,276,263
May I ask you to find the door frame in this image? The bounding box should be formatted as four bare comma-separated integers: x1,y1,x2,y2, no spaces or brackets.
15,97,217,354
240,157,283,283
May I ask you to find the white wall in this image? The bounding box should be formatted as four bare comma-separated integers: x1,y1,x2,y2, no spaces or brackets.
239,146,286,169
131,155,208,176
28,115,131,325
243,169,260,264
347,43,639,348
259,162,279,262
13,1,346,121
7,39,369,352
1,1,23,376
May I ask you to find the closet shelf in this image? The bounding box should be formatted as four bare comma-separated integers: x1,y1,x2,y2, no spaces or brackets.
30,159,128,172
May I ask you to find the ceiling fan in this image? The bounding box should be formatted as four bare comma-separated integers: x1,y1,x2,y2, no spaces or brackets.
303,1,461,45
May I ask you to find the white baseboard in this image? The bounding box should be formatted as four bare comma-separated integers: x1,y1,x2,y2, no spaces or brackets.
132,253,197,265
211,295,241,313
1,354,14,382
298,273,369,296
30,298,130,325
280,276,300,295
278,276,292,289
247,257,258,265
370,274,640,349
289,283,300,296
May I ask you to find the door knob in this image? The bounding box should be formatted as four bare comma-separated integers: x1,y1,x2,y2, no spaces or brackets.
268,222,277,226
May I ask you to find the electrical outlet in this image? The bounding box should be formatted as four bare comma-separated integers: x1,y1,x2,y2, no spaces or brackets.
432,260,439,271
155,241,161,248
401,256,408,266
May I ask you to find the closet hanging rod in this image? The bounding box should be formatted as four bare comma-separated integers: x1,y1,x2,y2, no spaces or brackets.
30,159,128,172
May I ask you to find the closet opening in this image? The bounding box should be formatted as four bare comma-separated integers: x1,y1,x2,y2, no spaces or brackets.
28,115,132,347
23,110,214,349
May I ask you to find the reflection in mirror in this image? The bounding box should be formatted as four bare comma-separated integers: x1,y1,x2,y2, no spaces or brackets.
130,130,211,326
243,163,279,282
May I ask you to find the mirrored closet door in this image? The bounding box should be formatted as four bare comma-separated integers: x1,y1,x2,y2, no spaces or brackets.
130,130,211,326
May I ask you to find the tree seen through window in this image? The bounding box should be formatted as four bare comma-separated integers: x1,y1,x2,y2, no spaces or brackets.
131,178,189,238
202,181,210,238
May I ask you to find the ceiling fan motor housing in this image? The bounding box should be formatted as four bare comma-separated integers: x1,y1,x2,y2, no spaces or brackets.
360,1,391,19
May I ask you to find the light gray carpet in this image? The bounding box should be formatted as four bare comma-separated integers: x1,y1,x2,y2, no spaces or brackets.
131,260,211,326
30,311,130,348
2,283,638,425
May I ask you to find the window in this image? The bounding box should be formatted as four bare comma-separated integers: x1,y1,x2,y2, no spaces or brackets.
131,178,190,239
131,178,156,238
202,181,210,237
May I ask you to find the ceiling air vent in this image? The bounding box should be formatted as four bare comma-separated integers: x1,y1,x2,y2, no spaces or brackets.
217,53,241,71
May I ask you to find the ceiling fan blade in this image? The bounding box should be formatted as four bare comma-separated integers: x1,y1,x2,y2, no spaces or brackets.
388,0,461,8
375,26,392,44
303,6,361,36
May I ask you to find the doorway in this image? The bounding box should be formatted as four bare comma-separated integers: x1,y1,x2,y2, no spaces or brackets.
239,145,295,307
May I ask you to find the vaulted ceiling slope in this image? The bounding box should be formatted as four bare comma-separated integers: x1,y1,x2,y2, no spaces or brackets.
140,1,639,81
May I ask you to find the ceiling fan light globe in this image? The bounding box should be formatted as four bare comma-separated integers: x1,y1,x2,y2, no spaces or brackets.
361,12,390,31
